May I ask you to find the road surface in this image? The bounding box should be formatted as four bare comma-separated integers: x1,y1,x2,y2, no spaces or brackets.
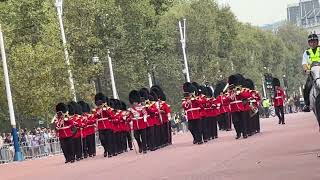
1,112,319,180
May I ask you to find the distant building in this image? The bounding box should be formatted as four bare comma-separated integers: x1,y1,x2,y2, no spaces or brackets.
287,0,320,33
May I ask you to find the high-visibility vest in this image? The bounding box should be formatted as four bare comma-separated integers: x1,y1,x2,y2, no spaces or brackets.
307,47,320,62
262,99,270,108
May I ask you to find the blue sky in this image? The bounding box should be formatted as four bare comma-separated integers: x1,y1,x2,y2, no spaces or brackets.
216,0,299,26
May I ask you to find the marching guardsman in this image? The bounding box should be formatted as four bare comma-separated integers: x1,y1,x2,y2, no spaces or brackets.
245,79,261,134
214,81,230,131
109,99,120,155
117,100,129,153
139,88,154,151
272,78,286,125
53,103,75,163
128,90,148,154
78,101,96,157
93,93,115,157
182,82,203,144
68,101,84,161
151,85,172,146
120,101,133,151
197,84,210,142
204,86,218,140
227,74,251,139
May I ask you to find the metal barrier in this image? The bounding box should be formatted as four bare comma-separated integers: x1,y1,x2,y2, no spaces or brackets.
0,133,102,164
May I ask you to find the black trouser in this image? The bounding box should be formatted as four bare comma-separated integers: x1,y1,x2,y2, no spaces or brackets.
275,106,285,124
167,122,172,144
263,107,270,118
86,134,96,156
188,119,202,143
210,117,218,138
154,125,161,147
304,75,313,106
201,117,210,141
134,129,147,152
60,137,74,162
146,126,155,150
114,132,120,154
82,136,87,157
232,111,248,137
99,129,114,156
126,131,133,150
207,117,213,139
253,112,260,133
161,123,168,146
72,137,82,159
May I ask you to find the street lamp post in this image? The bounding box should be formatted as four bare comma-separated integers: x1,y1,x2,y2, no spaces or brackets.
107,50,119,99
92,55,102,93
55,0,77,102
179,18,190,82
0,25,23,161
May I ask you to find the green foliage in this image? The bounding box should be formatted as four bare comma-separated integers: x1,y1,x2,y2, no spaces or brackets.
0,0,308,129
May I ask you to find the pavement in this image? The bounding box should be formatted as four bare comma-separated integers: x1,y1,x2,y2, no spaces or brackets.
1,112,320,180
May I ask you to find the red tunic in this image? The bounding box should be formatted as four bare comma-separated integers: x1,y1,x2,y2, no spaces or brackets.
228,89,252,112
273,87,286,107
205,98,218,117
128,104,148,130
198,95,208,118
83,113,96,136
146,102,159,127
54,115,75,139
71,115,86,139
93,105,115,131
160,101,172,123
182,97,202,120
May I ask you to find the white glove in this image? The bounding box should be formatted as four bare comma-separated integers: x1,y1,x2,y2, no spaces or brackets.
143,115,147,123
168,113,172,121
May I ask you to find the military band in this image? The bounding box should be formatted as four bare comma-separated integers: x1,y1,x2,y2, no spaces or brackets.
52,74,269,163
53,85,173,163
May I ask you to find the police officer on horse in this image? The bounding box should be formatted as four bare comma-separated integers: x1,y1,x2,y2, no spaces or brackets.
301,33,319,112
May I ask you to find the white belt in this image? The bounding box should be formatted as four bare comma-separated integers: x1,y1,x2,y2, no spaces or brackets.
132,117,144,120
275,96,282,99
230,100,242,104
250,100,257,103
186,107,201,112
97,118,109,122
56,125,71,130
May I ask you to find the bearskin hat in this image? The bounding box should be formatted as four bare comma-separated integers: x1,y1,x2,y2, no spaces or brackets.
139,87,150,101
120,101,127,111
273,77,281,87
95,93,107,106
206,86,213,97
214,81,227,98
109,99,117,109
149,90,158,101
151,85,166,101
129,90,141,104
78,101,90,113
191,82,201,95
55,102,68,113
183,82,197,94
199,85,208,96
69,101,82,115
245,79,255,90
67,103,75,116
228,74,245,86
